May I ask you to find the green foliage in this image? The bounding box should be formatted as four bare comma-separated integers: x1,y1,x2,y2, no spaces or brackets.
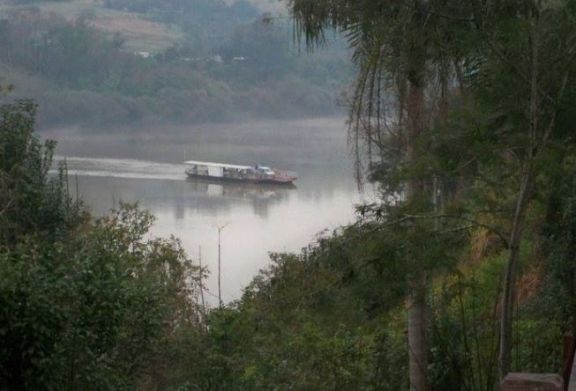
428,258,505,391
4,0,576,388
225,0,576,388
0,102,204,389
0,204,203,389
0,100,83,245
177,214,465,389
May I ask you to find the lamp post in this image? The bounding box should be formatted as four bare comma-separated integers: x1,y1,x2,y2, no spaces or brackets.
217,224,228,307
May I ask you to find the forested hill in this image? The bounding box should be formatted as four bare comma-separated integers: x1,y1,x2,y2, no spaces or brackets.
0,0,352,129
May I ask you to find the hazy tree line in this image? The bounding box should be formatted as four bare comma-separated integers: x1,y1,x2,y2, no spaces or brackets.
0,4,351,129
103,0,258,37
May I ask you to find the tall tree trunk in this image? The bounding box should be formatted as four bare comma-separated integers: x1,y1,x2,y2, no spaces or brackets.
406,50,428,391
498,167,533,379
408,273,428,391
499,19,540,379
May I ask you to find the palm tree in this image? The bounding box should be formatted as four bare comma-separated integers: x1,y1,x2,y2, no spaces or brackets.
288,1,470,389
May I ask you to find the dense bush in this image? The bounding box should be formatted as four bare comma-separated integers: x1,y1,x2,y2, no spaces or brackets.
0,101,205,389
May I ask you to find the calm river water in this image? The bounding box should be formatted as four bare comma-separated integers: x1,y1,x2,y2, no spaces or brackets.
43,117,373,305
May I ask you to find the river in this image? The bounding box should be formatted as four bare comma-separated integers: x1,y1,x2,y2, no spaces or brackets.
43,117,373,305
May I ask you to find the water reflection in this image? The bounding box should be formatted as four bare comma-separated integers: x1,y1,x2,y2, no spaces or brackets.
44,118,371,304
185,179,294,218
71,172,363,305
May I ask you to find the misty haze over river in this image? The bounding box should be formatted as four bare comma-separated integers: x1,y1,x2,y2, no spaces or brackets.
44,117,373,304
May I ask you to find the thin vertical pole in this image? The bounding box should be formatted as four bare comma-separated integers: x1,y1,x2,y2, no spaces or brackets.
217,224,228,308
198,246,206,316
217,227,223,308
64,158,70,211
75,174,79,203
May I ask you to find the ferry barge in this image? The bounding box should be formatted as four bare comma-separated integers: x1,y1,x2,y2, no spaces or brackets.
184,160,297,185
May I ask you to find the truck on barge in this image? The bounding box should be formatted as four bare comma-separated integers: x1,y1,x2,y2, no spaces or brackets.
184,160,297,185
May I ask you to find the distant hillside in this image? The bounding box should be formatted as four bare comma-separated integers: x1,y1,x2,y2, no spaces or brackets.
0,0,352,129
234,0,286,13
0,0,186,52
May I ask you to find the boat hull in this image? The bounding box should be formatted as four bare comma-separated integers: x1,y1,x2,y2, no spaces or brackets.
186,173,296,185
